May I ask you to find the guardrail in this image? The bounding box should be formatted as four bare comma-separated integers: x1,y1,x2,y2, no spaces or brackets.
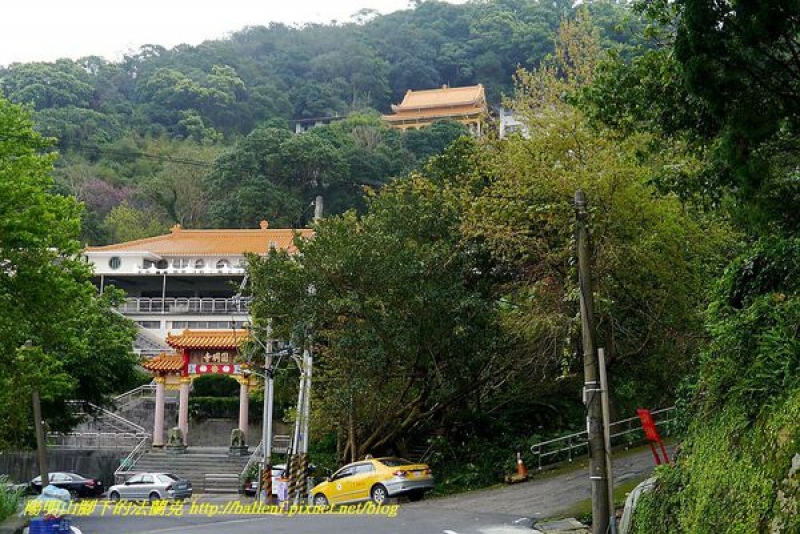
528,406,676,470
47,432,150,450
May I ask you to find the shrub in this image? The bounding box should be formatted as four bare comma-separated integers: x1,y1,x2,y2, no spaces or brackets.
0,475,22,522
192,375,240,397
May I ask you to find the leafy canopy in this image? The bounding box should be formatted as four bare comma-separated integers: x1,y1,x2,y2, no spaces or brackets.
0,96,139,448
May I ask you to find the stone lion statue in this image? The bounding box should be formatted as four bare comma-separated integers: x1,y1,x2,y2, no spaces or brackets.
230,428,246,448
167,427,184,448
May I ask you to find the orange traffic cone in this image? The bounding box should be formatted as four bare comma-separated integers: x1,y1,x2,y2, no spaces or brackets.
516,450,529,479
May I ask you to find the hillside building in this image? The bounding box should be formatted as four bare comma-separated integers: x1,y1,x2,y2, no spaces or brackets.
84,221,313,356
381,84,488,135
497,107,530,139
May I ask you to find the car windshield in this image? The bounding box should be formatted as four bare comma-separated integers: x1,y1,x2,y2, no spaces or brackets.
378,458,413,467
160,473,180,481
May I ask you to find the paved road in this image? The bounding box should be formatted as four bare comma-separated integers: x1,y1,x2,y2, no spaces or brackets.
67,445,669,534
415,444,672,519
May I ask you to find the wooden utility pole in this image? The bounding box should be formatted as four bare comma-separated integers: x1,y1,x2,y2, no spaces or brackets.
574,190,610,534
32,387,49,490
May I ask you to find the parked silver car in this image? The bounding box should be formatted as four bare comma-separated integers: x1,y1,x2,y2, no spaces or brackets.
107,473,192,502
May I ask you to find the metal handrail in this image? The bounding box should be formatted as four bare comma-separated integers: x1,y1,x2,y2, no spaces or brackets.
113,384,156,407
47,431,149,450
528,406,676,470
114,435,151,483
66,400,147,434
240,441,265,481
239,435,293,480
113,384,178,408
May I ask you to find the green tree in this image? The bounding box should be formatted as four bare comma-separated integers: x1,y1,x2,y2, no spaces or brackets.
0,61,94,110
247,177,506,462
103,201,170,243
465,11,735,411
0,97,138,447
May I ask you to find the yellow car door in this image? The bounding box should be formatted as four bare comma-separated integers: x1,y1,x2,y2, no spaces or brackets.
349,462,378,501
330,465,358,503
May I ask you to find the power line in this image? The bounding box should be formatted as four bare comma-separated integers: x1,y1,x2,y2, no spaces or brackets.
69,143,215,168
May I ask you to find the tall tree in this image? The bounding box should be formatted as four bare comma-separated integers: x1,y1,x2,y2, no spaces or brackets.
247,176,506,462
0,97,138,448
465,10,735,410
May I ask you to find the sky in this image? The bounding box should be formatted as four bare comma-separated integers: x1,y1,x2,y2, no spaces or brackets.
1,0,461,67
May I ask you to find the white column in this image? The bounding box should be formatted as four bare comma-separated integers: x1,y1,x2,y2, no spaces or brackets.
153,377,165,447
178,378,190,446
238,379,249,444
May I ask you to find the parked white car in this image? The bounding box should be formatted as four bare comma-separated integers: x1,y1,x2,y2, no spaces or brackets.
241,464,286,497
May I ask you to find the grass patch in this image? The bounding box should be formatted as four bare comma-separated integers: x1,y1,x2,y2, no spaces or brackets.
555,474,650,524
0,476,23,522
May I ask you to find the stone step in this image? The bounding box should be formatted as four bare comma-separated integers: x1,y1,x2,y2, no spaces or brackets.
129,450,252,494
202,474,241,494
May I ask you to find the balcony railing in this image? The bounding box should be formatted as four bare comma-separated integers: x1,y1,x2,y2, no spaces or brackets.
117,297,252,315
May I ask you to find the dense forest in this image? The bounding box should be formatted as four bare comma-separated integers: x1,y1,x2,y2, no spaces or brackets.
0,0,641,245
3,1,797,531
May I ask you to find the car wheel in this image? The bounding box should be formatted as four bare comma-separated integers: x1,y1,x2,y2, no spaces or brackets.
313,493,329,506
69,489,80,500
148,492,161,504
370,484,388,505
408,490,424,502
109,491,120,503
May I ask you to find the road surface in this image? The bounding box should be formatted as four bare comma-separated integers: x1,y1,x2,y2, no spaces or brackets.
66,445,669,534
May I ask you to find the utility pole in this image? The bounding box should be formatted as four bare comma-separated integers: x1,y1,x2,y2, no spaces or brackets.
599,348,617,534
300,346,312,455
32,387,49,490
260,329,274,504
24,340,49,490
575,190,610,534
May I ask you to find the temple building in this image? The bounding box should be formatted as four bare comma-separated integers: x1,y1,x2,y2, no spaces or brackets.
381,84,488,135
84,221,312,447
84,221,313,356
141,329,257,447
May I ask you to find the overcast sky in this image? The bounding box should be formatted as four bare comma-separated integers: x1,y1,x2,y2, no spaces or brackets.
2,0,464,67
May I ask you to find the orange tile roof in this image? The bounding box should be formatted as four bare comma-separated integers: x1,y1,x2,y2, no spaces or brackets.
390,84,485,112
382,104,486,123
142,353,184,372
85,221,313,256
166,329,250,349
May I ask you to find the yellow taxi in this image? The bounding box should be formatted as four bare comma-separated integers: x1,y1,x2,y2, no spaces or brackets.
310,457,434,506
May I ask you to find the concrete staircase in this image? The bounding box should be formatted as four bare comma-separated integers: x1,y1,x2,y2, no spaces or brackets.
133,323,172,358
131,448,251,494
